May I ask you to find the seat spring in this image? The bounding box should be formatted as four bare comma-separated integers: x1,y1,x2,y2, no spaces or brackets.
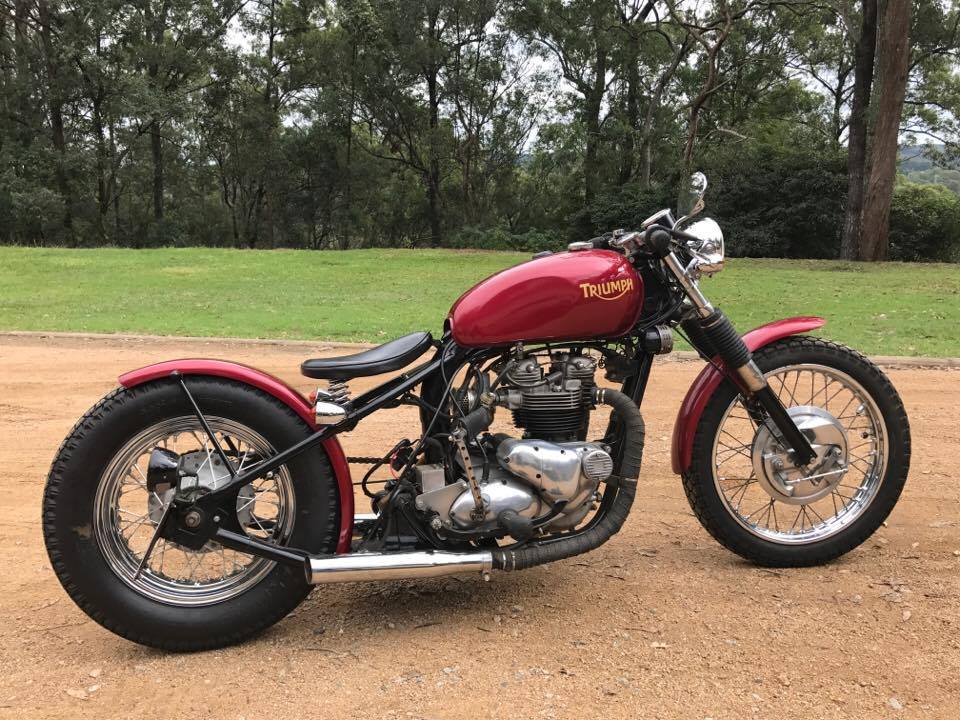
327,380,351,404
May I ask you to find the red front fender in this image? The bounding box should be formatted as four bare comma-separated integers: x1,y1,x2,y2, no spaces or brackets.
670,317,826,475
118,359,354,553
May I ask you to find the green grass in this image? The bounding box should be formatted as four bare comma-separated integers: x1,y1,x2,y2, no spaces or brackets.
0,247,957,356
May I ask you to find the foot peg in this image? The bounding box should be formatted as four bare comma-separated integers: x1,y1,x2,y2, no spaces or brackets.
497,509,535,540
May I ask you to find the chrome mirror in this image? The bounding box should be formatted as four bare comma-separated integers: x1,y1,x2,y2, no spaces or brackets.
677,172,708,225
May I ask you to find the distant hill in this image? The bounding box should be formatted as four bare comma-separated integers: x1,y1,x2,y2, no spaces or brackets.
900,144,960,194
900,144,939,172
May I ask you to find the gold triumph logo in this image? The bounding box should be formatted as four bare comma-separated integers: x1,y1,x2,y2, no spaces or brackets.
579,278,634,301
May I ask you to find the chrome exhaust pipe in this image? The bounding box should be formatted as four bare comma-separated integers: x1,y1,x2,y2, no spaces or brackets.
305,550,493,584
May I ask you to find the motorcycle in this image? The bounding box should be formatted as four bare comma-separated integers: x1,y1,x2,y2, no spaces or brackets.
42,173,910,650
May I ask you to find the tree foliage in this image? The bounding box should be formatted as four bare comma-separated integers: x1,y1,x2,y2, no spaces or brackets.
1,0,960,260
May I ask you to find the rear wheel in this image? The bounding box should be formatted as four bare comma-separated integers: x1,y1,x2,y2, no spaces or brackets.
42,377,339,650
682,337,910,566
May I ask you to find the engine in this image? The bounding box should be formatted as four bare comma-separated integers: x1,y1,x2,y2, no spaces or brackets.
415,352,614,537
506,353,597,441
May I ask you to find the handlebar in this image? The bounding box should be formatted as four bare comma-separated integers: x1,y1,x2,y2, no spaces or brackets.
643,227,673,258
586,232,613,250
574,225,676,259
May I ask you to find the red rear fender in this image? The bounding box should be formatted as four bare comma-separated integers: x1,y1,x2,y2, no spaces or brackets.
118,359,354,553
670,317,826,475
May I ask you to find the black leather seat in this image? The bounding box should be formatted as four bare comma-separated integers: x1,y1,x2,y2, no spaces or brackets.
301,331,433,380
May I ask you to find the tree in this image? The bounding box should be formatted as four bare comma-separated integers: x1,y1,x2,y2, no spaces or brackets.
445,14,544,224
128,0,242,238
610,1,689,188
37,0,75,240
351,0,499,246
0,0,958,257
840,0,877,260
510,0,618,214
860,0,912,261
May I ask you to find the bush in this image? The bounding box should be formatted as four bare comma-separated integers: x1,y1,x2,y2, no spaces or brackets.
448,226,559,253
888,180,960,262
585,148,849,259
588,182,677,234
704,147,847,259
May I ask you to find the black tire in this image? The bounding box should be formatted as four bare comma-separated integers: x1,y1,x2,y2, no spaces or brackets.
42,377,339,651
682,336,910,567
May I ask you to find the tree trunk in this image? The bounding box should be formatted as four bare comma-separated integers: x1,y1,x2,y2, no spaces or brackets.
680,10,731,174
860,0,911,262
618,19,640,186
38,0,74,243
426,170,442,247
93,91,109,242
150,118,164,223
262,0,276,247
145,0,169,234
109,120,121,243
13,1,33,148
616,2,659,186
638,39,688,189
584,92,601,208
583,43,606,208
426,60,442,247
832,66,851,148
840,0,877,261
341,38,357,251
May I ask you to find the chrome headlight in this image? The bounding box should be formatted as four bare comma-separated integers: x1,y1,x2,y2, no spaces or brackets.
683,217,724,275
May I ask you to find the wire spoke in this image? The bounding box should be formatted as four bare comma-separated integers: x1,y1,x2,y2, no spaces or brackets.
806,503,826,524
98,417,295,604
788,371,801,408
713,363,886,545
744,501,772,523
778,373,799,407
832,490,852,512
791,506,804,532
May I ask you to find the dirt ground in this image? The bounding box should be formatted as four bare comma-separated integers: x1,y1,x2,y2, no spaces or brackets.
1,333,958,720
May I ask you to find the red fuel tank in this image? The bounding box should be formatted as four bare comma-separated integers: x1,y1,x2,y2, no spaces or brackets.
448,249,643,347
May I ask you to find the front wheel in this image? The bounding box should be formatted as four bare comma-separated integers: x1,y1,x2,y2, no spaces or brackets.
42,377,339,650
682,337,910,567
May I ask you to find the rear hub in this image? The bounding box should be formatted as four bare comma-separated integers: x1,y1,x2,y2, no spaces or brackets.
146,448,256,549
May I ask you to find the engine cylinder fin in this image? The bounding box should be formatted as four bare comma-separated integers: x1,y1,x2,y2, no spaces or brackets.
512,409,586,436
505,353,598,442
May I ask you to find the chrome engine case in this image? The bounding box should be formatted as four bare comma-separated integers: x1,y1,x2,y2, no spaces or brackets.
445,439,612,533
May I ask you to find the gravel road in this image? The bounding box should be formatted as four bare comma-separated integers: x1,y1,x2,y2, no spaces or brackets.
1,333,957,719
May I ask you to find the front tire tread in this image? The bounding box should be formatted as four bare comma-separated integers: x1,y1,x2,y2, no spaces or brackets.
681,336,910,568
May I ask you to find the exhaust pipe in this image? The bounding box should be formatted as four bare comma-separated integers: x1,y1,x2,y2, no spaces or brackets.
305,550,493,584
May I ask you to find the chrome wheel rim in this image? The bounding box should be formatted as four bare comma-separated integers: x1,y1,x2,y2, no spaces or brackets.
711,364,887,545
93,417,295,606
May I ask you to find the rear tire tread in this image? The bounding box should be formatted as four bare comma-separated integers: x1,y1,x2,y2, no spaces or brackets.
42,378,338,651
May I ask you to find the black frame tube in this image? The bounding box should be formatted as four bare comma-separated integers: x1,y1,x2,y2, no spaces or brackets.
181,353,452,506
175,373,237,478
213,527,309,567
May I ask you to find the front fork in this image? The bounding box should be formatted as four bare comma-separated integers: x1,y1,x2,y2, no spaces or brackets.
662,252,816,466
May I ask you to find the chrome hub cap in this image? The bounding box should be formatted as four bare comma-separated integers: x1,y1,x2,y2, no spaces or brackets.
751,405,848,505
